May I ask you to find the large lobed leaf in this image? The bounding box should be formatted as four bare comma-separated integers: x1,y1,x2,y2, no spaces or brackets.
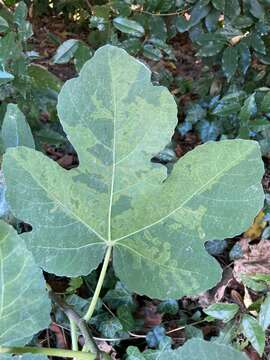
127,339,249,359
3,45,264,299
0,221,51,347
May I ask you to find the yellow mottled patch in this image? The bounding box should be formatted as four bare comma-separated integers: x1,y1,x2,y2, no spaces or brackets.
244,210,266,240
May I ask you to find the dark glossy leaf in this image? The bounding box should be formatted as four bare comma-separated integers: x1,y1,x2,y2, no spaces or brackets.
232,16,254,29
113,17,145,37
143,44,162,61
0,16,8,32
148,16,167,41
188,2,211,29
185,104,206,124
117,304,136,331
238,43,251,75
53,39,80,64
157,299,179,315
241,314,265,355
205,239,227,256
249,0,265,19
205,9,220,32
222,47,239,81
146,326,168,348
261,92,270,112
196,120,220,142
104,282,133,309
204,303,239,322
212,0,225,11
74,43,93,73
224,0,240,19
250,34,266,54
239,94,257,123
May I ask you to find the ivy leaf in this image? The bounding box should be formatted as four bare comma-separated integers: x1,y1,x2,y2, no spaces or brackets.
204,303,239,322
222,47,239,81
53,39,80,64
2,104,35,149
3,45,265,300
241,314,265,355
113,17,145,37
259,294,270,330
157,299,179,315
0,221,51,347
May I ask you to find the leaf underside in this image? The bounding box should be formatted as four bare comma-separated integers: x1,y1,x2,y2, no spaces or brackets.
0,221,51,347
3,45,264,299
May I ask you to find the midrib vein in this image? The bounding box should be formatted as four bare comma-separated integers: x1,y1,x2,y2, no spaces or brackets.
108,51,117,242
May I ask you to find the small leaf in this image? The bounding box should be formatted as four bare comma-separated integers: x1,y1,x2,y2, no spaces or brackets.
205,9,220,32
250,34,266,54
104,281,133,309
157,299,179,315
259,294,270,330
143,44,162,61
204,303,239,322
74,43,93,73
241,314,265,355
146,326,168,348
0,16,9,32
249,0,265,19
196,120,220,142
261,92,270,113
237,44,251,75
188,2,211,29
239,94,257,123
2,104,35,149
185,104,206,124
212,0,225,11
222,47,239,81
224,0,240,20
53,39,80,64
113,17,145,37
0,70,14,83
0,221,51,346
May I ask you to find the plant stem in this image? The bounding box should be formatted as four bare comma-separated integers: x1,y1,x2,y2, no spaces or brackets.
0,346,95,359
84,245,112,322
49,290,99,355
70,318,79,352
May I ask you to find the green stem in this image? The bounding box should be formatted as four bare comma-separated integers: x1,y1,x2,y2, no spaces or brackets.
84,245,112,322
70,317,79,352
0,346,95,360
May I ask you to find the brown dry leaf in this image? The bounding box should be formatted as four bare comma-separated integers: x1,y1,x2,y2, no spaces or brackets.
198,268,235,307
244,210,267,240
234,238,270,282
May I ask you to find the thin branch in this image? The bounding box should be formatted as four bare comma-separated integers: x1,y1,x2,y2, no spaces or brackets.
85,0,93,14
